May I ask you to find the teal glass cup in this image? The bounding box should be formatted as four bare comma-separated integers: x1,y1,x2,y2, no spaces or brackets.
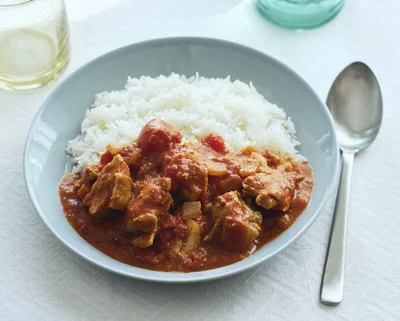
256,0,344,29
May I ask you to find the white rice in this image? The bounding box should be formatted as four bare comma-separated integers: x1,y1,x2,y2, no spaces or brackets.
67,73,301,171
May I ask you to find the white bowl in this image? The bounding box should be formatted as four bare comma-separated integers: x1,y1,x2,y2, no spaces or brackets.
24,37,340,283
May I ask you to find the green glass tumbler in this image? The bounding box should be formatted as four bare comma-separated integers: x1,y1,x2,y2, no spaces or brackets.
256,0,344,29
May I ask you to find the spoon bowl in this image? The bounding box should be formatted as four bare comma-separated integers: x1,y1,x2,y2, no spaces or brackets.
326,62,383,152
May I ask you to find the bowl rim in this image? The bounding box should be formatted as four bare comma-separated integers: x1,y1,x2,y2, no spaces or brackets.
24,36,340,283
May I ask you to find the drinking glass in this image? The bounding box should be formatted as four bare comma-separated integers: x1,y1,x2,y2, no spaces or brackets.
0,0,70,91
256,0,344,29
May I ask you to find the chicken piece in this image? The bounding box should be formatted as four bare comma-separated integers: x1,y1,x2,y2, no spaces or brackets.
138,118,182,154
81,164,102,182
239,152,273,178
133,231,156,248
83,155,133,217
76,183,92,199
204,191,262,251
110,173,134,211
101,143,143,169
217,174,242,194
242,171,297,212
119,143,143,168
124,178,174,248
106,144,122,155
263,150,281,168
126,213,158,233
163,148,208,201
74,164,103,199
250,152,273,173
220,217,260,252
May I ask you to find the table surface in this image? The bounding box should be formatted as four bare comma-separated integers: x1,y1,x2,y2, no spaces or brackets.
1,1,399,320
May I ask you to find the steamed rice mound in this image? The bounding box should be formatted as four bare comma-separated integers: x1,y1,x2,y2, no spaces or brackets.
67,73,301,171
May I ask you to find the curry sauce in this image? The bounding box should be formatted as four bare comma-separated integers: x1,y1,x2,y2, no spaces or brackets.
59,119,313,272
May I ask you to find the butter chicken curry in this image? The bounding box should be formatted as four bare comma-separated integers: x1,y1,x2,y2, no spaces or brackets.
59,119,313,272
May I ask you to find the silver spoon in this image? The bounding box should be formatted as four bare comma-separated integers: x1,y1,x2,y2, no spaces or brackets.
320,62,383,305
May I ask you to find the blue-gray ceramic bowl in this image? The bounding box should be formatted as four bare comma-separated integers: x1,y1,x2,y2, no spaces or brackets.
24,37,340,283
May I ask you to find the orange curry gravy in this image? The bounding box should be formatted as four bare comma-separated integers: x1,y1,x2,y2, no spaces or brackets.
59,119,313,272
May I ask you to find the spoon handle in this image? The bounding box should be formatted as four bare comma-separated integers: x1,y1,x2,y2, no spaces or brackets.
320,152,354,305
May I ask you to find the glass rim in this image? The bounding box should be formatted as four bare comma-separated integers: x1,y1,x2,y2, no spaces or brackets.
0,0,35,7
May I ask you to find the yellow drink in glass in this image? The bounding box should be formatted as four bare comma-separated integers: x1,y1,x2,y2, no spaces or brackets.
0,0,70,91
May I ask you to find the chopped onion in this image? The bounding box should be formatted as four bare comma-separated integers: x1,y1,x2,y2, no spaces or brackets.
181,219,201,254
239,158,258,177
182,201,202,219
207,161,228,176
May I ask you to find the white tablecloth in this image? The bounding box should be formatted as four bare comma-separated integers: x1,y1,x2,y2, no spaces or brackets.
1,1,399,320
